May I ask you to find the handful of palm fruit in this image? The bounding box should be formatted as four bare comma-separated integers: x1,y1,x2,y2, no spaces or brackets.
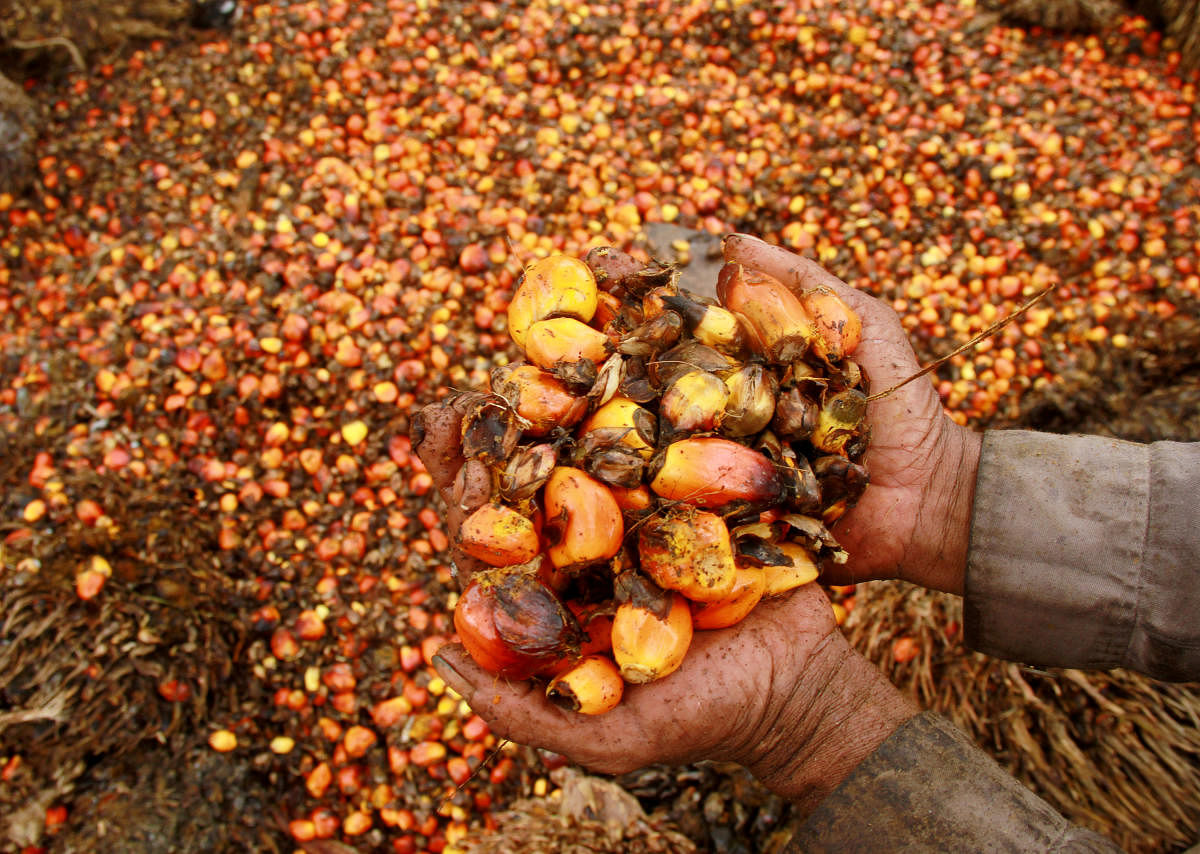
448,246,868,714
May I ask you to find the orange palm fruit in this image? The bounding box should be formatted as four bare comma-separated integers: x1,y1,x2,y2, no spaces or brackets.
578,396,657,458
638,510,737,602
507,254,599,349
648,437,784,510
612,581,693,684
800,287,861,362
542,467,624,569
523,317,610,370
760,542,819,596
546,655,624,715
715,262,816,363
491,364,588,437
607,483,654,514
458,502,541,567
591,291,625,335
691,566,767,630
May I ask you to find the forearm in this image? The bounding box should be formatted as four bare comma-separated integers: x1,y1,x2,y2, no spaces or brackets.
965,430,1200,681
744,633,919,813
789,713,1124,853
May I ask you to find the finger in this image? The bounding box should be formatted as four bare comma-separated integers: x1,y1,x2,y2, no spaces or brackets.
722,234,921,391
451,458,492,514
412,401,467,495
432,644,642,773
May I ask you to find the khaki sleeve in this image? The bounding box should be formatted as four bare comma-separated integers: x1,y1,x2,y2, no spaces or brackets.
964,430,1200,681
790,713,1122,853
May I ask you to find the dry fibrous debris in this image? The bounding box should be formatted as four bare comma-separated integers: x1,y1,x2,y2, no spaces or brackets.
0,0,1197,851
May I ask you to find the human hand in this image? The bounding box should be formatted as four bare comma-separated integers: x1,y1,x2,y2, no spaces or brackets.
723,234,981,594
432,583,916,812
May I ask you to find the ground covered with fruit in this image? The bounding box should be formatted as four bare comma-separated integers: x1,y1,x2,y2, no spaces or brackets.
1,1,1198,852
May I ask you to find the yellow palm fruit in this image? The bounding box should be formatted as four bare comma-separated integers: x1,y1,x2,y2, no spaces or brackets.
638,509,737,602
508,254,599,349
542,467,624,570
578,396,657,458
659,370,730,434
523,317,610,371
546,655,624,715
612,586,693,684
811,389,868,455
760,542,819,596
691,566,767,630
662,293,747,355
458,503,541,567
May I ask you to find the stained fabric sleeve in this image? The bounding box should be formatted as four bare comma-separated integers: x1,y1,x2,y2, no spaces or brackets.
791,712,1123,853
964,430,1200,681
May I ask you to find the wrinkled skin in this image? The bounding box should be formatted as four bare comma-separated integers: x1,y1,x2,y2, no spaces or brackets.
722,234,981,595
409,238,978,808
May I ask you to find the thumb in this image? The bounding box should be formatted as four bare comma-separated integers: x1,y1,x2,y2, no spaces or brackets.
721,233,921,391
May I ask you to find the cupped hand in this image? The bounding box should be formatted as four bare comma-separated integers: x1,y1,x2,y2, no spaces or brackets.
432,583,915,812
723,234,981,594
413,395,915,809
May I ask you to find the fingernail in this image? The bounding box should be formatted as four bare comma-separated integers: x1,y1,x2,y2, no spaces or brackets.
409,408,428,449
432,654,470,695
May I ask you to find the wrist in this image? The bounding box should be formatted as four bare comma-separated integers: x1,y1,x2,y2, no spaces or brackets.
902,421,982,595
742,628,919,812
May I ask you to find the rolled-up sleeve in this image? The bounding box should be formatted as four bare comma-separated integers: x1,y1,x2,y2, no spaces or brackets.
964,430,1200,682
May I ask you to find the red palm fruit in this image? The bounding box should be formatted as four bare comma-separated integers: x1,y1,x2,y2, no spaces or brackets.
454,569,582,680
457,503,541,567
649,437,784,510
691,566,767,630
542,467,624,569
638,509,737,602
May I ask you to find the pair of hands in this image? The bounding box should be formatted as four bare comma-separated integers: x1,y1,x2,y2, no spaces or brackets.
411,235,981,809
